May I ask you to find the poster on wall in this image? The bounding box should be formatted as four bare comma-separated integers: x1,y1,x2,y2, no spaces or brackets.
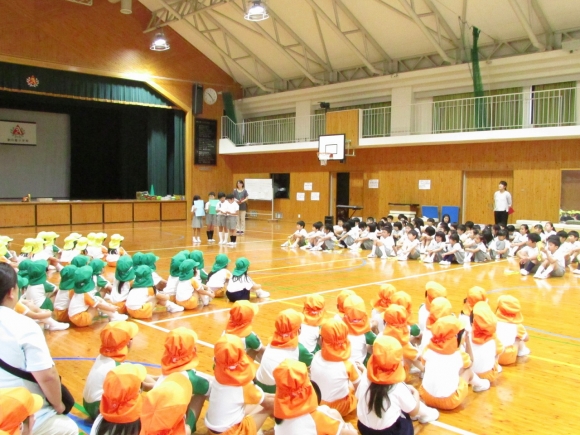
0,120,37,146
194,118,217,165
368,179,379,188
418,180,431,190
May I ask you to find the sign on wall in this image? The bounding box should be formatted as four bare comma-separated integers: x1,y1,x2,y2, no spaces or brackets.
194,118,217,165
0,120,37,146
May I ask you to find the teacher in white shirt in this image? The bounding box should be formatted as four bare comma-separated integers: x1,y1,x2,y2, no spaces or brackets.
493,181,512,226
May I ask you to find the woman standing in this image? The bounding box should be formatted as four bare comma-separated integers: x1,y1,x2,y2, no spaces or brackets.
493,181,512,226
233,180,249,235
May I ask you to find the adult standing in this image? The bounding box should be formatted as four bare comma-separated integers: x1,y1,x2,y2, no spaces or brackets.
493,181,512,226
233,180,249,235
0,263,78,435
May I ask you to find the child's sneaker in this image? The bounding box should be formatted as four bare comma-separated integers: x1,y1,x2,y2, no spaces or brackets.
281,241,290,247
200,295,211,306
311,246,322,251
439,260,451,265
423,257,433,263
472,376,491,392
46,318,70,331
166,302,185,313
520,269,529,276
417,406,439,424
517,345,531,357
290,243,298,248
109,312,129,321
367,253,376,258
255,289,270,298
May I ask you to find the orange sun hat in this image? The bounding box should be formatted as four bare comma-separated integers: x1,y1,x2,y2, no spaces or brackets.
383,304,412,346
426,297,453,330
367,336,406,385
100,363,147,425
425,281,447,311
472,302,498,345
343,295,370,335
372,284,396,313
320,318,351,362
336,289,356,314
100,321,139,362
495,295,523,324
0,387,43,435
303,294,326,327
161,327,199,375
462,286,487,315
273,359,318,420
391,291,413,323
214,334,257,386
140,373,192,435
225,301,259,337
428,315,463,355
271,309,304,348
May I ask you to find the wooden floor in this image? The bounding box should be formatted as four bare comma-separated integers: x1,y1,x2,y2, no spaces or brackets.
4,220,579,435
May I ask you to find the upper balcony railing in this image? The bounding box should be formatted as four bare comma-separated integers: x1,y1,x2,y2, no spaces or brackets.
221,113,325,146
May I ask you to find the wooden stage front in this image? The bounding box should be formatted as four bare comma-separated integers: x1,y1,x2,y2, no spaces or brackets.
2,220,578,435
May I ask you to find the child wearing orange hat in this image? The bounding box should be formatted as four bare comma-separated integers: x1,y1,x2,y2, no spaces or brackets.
140,372,195,435
273,359,357,435
155,327,211,428
356,336,438,434
495,295,530,364
224,301,265,362
0,387,44,435
83,321,141,420
310,319,361,417
417,297,453,354
419,316,490,410
459,286,487,332
255,309,314,393
417,281,447,335
205,334,274,435
382,304,423,375
90,363,147,435
370,284,396,334
333,289,355,321
342,295,376,365
471,302,504,383
298,294,326,354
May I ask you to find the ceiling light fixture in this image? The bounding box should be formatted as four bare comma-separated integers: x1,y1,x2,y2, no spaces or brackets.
244,1,269,21
150,31,170,51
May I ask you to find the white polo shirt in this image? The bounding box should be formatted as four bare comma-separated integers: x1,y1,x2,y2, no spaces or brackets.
310,353,360,403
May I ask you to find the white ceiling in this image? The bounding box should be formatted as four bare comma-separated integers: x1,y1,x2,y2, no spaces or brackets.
139,0,580,96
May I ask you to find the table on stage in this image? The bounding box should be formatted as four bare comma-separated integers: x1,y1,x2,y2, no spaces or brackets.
336,205,363,221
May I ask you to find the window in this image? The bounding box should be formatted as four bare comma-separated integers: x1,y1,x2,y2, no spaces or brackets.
271,173,290,199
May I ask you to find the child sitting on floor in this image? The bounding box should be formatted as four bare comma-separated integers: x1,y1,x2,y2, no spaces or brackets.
206,254,231,298
298,294,326,353
224,300,265,362
175,259,214,309
342,295,376,365
281,220,308,248
470,302,504,385
370,284,396,334
226,257,270,301
495,295,530,364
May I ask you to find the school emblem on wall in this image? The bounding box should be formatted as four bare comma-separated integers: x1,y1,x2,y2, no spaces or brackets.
26,75,40,87
0,121,37,145
11,125,25,137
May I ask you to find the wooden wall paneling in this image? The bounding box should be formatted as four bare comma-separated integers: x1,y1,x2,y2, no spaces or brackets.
133,202,161,222
161,201,187,221
560,169,580,211
71,203,103,224
464,171,513,223
0,204,35,227
325,110,359,147
513,168,560,221
104,203,133,223
36,203,70,226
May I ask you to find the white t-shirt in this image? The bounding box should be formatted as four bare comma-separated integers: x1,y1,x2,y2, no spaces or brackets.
205,381,264,433
421,349,469,398
0,306,58,429
227,275,256,293
470,339,498,374
294,228,308,238
83,355,118,404
371,309,385,334
298,323,320,353
356,376,417,430
255,346,301,387
551,248,567,269
24,284,49,308
68,291,101,317
53,289,72,311
417,304,429,334
107,279,131,304
310,353,360,403
207,269,232,289
347,333,368,364
175,278,203,302
493,190,512,212
216,200,227,215
496,321,518,347
274,406,344,435
125,287,154,310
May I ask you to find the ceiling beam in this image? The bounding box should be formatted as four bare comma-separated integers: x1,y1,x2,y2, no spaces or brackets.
304,0,383,75
145,0,231,33
397,0,456,64
507,0,545,51
530,0,553,48
422,0,460,48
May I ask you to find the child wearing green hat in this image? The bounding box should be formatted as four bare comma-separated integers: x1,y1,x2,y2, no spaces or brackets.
53,265,77,323
176,259,215,308
163,252,188,298
126,265,184,319
90,258,113,297
143,252,167,291
23,260,57,310
105,256,135,314
189,250,209,284
207,254,232,298
68,266,128,327
226,257,270,301
15,274,69,330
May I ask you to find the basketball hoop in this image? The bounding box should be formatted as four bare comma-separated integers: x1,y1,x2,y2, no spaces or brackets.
318,153,332,166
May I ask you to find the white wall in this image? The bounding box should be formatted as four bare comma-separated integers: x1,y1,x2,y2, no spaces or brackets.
0,109,70,199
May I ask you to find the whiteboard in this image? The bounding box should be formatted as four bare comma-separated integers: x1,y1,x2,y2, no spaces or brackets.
245,178,273,201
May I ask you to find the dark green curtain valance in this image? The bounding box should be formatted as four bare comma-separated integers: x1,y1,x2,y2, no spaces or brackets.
0,61,173,108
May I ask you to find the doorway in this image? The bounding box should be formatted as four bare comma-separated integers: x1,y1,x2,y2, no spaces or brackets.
463,171,514,223
334,172,364,222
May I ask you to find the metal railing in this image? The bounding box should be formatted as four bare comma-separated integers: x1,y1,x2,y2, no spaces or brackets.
361,87,576,137
221,114,326,146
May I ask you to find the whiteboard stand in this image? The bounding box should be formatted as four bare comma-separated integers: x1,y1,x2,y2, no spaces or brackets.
244,178,278,222
248,199,278,222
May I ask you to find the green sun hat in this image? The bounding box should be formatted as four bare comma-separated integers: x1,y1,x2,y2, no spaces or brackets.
90,258,107,275
179,250,191,257
189,250,205,269
232,257,250,277
143,253,160,271
74,266,96,294
59,265,78,290
169,253,187,277
17,275,29,291
115,256,135,282
132,252,145,267
17,259,33,279
211,254,230,273
178,259,199,281
133,265,154,288
28,260,49,286
71,255,90,268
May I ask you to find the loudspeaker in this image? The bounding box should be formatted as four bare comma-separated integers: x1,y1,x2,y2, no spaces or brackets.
193,84,203,115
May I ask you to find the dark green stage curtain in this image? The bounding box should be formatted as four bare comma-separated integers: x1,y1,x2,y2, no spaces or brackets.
172,111,185,195
148,110,168,196
0,61,172,107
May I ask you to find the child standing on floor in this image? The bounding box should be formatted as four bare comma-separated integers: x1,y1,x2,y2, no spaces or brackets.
206,254,231,298
343,295,376,365
310,318,361,418
190,195,203,244
225,300,265,361
226,257,270,301
225,193,239,247
370,284,396,334
298,294,326,353
281,220,308,248
495,295,530,364
204,191,218,243
216,192,228,245
470,302,504,384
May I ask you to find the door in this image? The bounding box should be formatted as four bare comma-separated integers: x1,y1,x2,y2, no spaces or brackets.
464,171,513,223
